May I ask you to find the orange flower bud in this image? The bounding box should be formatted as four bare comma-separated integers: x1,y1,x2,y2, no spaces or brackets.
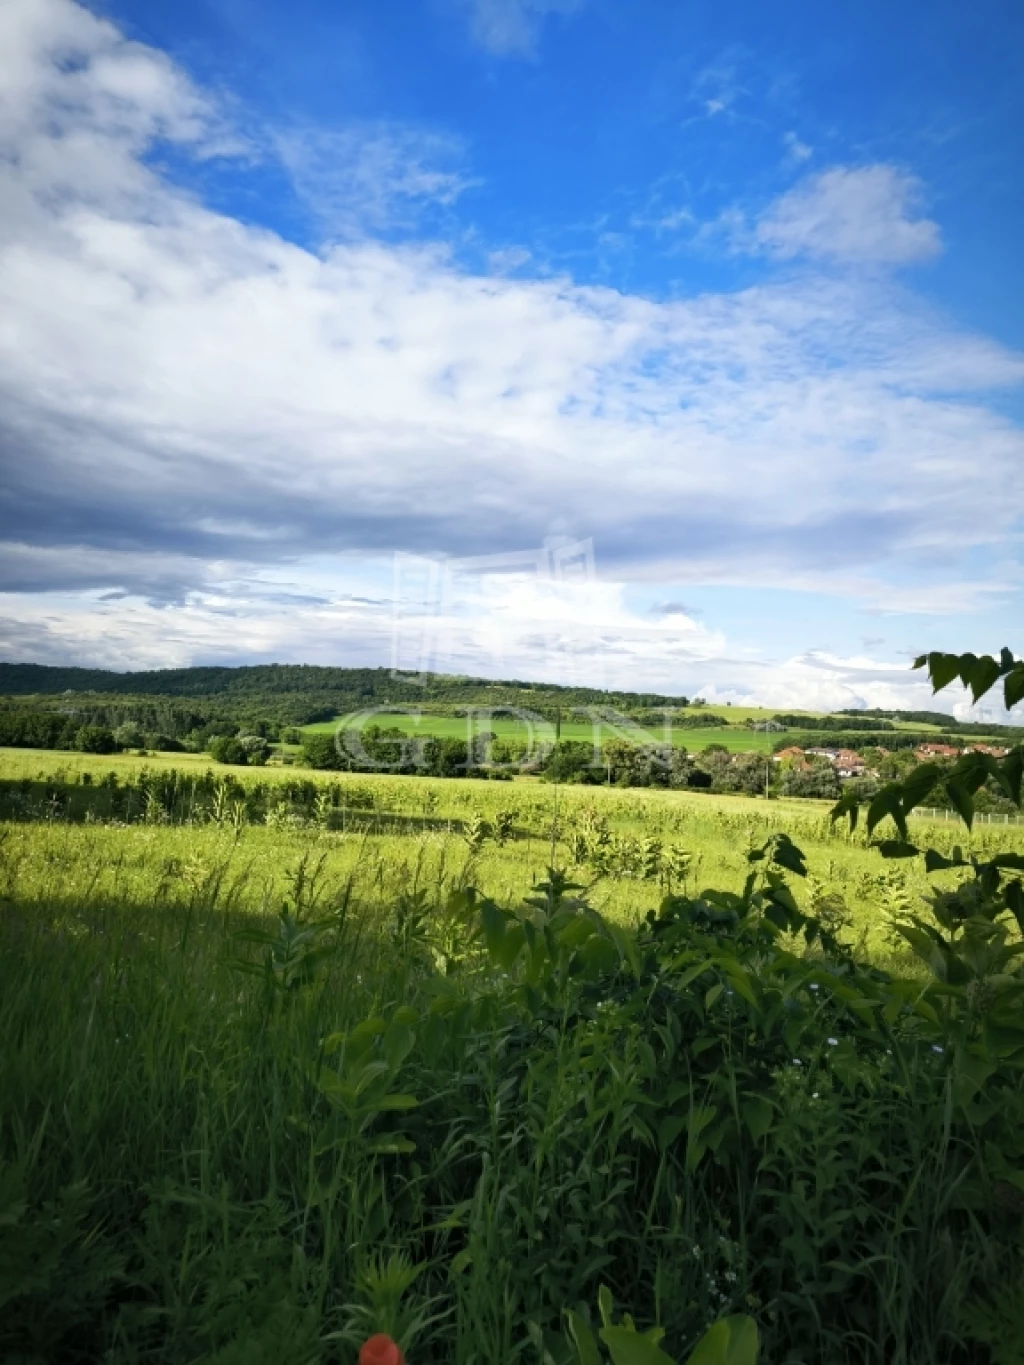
359,1334,404,1365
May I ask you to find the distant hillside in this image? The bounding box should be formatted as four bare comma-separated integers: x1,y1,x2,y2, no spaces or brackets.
1,661,1018,736
0,661,691,718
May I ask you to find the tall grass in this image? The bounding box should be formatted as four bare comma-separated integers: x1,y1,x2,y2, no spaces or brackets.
1,812,1021,1364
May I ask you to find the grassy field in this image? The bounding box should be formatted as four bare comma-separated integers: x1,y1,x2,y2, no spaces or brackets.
3,744,1023,1363
3,745,1021,955
304,713,813,754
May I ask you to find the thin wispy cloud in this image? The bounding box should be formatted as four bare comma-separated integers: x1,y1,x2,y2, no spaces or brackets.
453,0,587,56
276,122,475,237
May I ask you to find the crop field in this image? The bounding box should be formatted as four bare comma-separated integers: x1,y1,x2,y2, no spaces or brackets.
3,741,1024,1363
4,745,1020,953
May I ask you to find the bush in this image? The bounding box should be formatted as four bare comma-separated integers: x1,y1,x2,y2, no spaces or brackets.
301,733,345,770
113,722,145,749
144,733,185,752
208,735,248,765
779,759,841,799
74,725,118,755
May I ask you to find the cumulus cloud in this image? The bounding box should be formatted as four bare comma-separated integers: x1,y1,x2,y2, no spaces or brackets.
453,0,586,56
0,1,1022,691
754,165,942,264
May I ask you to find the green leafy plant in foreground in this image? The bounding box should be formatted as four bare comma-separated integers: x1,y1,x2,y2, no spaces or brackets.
562,1287,757,1365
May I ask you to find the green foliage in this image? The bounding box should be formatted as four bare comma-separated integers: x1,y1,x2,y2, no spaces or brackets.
208,735,248,765
74,724,118,754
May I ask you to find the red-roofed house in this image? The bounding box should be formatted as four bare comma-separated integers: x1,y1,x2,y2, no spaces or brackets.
772,746,807,766
915,743,960,759
834,749,866,777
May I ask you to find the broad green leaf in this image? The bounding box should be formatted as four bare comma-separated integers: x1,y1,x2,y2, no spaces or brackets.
956,652,979,690
829,787,860,831
721,1316,759,1365
1005,666,1024,710
867,787,906,839
685,1316,759,1365
742,1096,773,1142
899,763,941,812
565,1310,602,1365
705,982,724,1010
366,1137,416,1155
599,1326,675,1365
480,899,507,958
724,966,757,1007
1000,748,1023,806
952,1053,996,1107
579,934,620,975
945,780,975,830
367,1093,419,1111
925,652,962,693
684,1320,730,1365
964,654,1001,702
657,1115,687,1151
597,1286,614,1331
351,1060,391,1096
493,923,525,971
383,1015,417,1072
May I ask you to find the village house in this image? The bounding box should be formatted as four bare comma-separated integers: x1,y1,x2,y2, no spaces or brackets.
915,743,960,759
833,749,866,777
965,743,1010,758
772,745,809,769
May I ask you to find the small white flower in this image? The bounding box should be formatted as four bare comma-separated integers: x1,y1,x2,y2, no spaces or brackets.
827,1037,838,1046
931,1044,944,1054
812,1092,820,1099
809,983,820,992
792,1058,802,1066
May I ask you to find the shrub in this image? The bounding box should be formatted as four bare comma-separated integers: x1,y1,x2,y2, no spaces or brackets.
74,725,118,755
208,735,248,765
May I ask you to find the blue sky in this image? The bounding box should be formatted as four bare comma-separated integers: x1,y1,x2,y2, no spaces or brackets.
0,0,1022,714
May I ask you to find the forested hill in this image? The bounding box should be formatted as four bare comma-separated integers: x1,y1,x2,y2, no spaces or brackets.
0,661,689,715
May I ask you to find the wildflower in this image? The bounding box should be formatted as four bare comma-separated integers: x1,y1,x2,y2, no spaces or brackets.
827,1037,838,1046
812,1092,820,1099
360,1335,404,1365
809,983,820,992
931,1044,944,1055
792,1058,802,1066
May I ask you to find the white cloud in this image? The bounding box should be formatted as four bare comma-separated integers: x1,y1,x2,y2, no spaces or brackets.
0,1,1022,687
453,0,586,56
782,131,813,164
277,123,475,236
754,165,942,264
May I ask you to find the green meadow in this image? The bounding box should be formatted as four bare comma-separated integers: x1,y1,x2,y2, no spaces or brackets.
3,738,1024,1363
303,713,792,754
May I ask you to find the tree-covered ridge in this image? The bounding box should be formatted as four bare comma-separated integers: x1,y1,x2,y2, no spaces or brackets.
0,661,689,710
